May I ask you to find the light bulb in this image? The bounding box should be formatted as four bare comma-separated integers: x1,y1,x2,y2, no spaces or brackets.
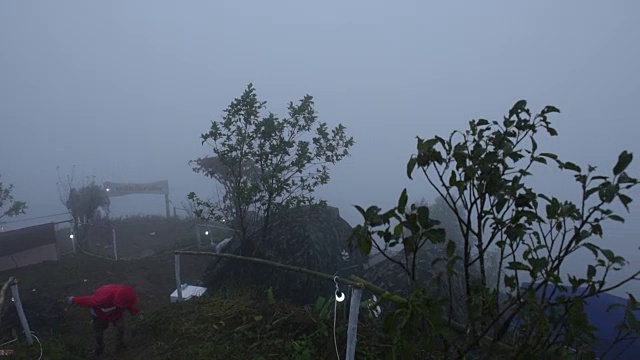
335,290,345,302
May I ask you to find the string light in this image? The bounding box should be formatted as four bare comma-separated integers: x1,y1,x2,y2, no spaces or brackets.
334,276,345,302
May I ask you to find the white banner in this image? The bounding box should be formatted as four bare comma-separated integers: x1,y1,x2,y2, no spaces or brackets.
103,180,169,197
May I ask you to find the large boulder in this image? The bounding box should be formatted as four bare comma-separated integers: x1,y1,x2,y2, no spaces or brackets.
204,205,368,304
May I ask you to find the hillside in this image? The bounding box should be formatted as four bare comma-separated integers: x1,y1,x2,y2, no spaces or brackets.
0,254,390,359
0,216,391,359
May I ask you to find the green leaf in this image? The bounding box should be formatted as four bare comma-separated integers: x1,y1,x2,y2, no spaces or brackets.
591,223,603,237
585,187,599,200
539,152,558,160
609,214,625,223
495,197,507,214
563,162,582,173
533,157,547,164
509,100,527,118
359,234,372,256
448,170,457,187
397,188,408,213
504,275,517,289
613,151,633,176
476,119,490,126
507,261,530,271
416,206,430,229
601,249,616,263
587,265,596,280
617,172,636,184
429,228,446,244
382,312,397,334
618,194,632,211
406,157,417,179
314,296,326,311
354,205,366,217
541,105,561,115
421,138,440,150
578,230,591,242
253,315,263,322
266,287,276,305
598,183,618,203
446,240,456,258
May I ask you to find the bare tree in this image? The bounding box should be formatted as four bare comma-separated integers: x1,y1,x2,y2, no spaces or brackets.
56,166,110,249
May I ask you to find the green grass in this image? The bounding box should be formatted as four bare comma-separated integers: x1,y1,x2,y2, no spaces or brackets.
7,289,385,360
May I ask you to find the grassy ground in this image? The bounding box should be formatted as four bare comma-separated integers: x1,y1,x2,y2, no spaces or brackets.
0,252,212,359
0,217,391,359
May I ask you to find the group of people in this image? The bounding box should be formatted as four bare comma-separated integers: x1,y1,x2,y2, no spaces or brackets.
67,284,142,356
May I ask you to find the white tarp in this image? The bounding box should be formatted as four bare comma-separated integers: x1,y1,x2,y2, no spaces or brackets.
170,284,207,303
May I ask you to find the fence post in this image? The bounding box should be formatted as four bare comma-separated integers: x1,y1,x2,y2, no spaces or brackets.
9,280,33,345
174,253,183,302
112,228,118,260
70,230,76,254
345,287,362,360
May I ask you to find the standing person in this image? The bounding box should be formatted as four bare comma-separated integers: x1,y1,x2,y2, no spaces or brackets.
67,284,143,356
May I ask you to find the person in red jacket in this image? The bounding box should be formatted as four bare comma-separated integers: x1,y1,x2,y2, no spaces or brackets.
67,284,142,356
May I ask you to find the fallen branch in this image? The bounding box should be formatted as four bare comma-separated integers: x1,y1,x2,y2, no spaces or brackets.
176,250,365,287
174,250,515,354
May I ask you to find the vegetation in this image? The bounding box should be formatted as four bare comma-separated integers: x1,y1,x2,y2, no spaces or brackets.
189,83,354,256
0,174,27,220
350,100,640,358
2,96,638,360
56,167,110,249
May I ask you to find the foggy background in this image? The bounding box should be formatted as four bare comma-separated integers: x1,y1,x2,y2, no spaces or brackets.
1,1,638,295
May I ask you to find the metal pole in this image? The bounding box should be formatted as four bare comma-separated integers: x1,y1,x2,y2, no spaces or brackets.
196,228,202,248
174,254,183,302
112,227,118,260
10,280,33,345
345,287,362,360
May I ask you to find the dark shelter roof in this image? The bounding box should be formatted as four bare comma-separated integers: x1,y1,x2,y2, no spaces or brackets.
0,222,57,257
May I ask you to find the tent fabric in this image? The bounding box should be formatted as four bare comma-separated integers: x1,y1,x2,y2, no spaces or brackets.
514,283,640,359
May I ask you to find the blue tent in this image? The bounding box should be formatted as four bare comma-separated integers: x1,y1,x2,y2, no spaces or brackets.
512,283,639,359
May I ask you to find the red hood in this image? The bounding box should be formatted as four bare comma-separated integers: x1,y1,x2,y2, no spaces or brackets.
113,286,138,308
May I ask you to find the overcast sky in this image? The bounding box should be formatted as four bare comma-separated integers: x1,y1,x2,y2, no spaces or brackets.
1,1,638,294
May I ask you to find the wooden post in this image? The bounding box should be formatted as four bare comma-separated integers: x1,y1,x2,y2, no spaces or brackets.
174,254,183,302
70,229,76,254
112,228,118,260
164,193,171,219
345,287,362,360
9,280,33,345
